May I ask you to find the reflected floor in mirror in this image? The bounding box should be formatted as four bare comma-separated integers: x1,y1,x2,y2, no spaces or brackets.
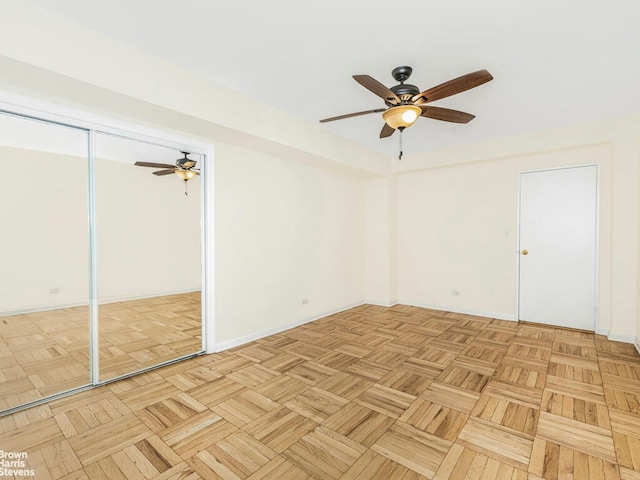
0,291,201,411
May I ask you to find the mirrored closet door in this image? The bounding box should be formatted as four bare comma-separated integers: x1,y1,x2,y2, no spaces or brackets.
0,109,205,415
95,133,203,381
0,113,91,411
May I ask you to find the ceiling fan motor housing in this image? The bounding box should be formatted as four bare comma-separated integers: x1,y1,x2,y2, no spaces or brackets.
387,66,421,105
389,83,420,104
176,152,196,169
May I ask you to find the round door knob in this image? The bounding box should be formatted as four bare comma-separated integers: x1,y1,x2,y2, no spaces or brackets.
522,249,529,255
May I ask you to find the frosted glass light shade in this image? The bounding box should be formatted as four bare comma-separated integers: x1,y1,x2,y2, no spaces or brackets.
382,105,422,130
175,169,196,180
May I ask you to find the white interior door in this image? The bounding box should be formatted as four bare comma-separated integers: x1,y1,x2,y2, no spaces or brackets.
518,166,597,330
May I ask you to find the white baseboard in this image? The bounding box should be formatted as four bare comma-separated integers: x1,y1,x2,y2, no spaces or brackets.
211,299,639,353
213,301,365,352
396,299,517,322
0,300,89,317
363,299,398,308
606,332,636,344
99,288,201,305
0,288,201,317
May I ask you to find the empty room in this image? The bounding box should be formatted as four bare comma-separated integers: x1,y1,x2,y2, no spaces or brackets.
0,1,639,479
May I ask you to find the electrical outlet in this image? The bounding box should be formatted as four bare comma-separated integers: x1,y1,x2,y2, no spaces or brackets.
452,290,460,297
49,287,60,294
301,298,309,305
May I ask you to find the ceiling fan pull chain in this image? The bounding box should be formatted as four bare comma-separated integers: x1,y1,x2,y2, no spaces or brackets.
399,129,403,160
184,180,188,196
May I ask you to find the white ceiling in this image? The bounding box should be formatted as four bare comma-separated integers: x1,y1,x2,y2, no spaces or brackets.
27,0,640,158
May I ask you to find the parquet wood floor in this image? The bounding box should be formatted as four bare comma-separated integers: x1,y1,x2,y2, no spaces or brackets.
1,304,640,479
0,292,202,412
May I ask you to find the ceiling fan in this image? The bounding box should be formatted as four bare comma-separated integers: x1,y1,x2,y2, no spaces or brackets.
319,66,493,139
135,151,199,181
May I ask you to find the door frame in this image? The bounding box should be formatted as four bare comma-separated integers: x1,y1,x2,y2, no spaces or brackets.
516,164,600,330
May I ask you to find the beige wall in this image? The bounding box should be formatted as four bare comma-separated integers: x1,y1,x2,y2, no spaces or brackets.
215,143,365,346
0,146,89,312
364,177,397,306
0,146,202,313
390,117,640,342
637,121,640,351
396,144,611,319
96,155,202,302
0,129,368,349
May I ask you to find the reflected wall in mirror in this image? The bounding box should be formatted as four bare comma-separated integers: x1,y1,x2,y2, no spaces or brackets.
95,133,203,381
0,113,90,411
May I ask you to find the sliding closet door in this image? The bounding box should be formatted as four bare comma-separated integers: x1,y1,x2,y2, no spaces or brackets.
95,133,203,381
0,113,90,411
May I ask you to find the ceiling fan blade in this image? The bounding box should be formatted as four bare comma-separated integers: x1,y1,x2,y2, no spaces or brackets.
153,169,176,176
135,161,175,169
412,69,493,103
320,108,386,123
420,106,476,124
353,75,400,104
380,123,396,138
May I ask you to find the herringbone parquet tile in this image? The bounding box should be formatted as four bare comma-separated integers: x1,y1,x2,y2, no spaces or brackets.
1,304,640,479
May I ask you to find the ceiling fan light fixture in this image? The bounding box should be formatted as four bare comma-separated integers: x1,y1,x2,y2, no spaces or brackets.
382,105,422,130
175,169,196,180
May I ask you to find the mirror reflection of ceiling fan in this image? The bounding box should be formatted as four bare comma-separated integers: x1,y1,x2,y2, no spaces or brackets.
135,151,199,181
320,66,493,157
